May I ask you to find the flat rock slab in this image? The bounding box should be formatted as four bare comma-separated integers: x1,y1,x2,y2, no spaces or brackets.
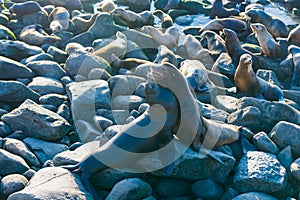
234,151,287,193
2,99,71,141
26,60,67,79
213,95,238,113
0,56,34,79
7,167,93,200
28,76,65,95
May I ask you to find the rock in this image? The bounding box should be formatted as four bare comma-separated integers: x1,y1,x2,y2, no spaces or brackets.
75,120,102,143
0,122,11,137
207,70,234,88
64,31,95,47
0,81,40,103
66,80,111,125
253,132,279,154
88,68,111,81
0,174,28,197
212,53,235,75
175,15,194,25
234,151,287,193
97,109,130,125
138,103,150,114
57,103,71,121
199,102,229,122
93,115,113,131
106,178,152,200
213,95,238,113
47,46,68,63
26,60,67,79
112,95,146,110
28,76,65,95
3,138,40,167
7,167,93,200
23,169,35,180
191,179,224,199
154,178,188,197
0,24,15,40
256,69,283,88
23,137,68,164
21,53,54,64
0,149,30,176
2,99,71,141
22,11,48,28
277,146,294,171
221,188,239,200
39,94,68,107
0,56,34,79
65,50,111,78
102,125,124,140
283,90,300,105
290,158,300,180
232,192,278,200
108,75,146,98
269,121,300,157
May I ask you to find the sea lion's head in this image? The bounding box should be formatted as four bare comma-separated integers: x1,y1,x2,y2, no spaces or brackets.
250,23,265,33
239,53,253,73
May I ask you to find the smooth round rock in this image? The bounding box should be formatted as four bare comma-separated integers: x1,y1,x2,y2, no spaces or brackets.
0,174,28,197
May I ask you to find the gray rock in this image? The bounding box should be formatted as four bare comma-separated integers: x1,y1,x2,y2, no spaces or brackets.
290,158,300,180
175,15,194,25
26,60,67,79
269,121,300,157
57,103,71,121
65,50,111,78
93,115,113,131
283,90,300,105
253,132,279,154
0,174,28,197
28,76,65,95
191,179,224,199
213,95,238,113
75,120,102,143
96,109,130,125
21,53,54,64
22,11,48,28
4,138,40,167
66,80,111,125
2,99,71,141
112,95,146,110
23,169,35,180
138,103,150,114
106,178,152,200
0,122,11,137
234,151,287,193
108,75,146,98
0,109,8,118
88,68,111,80
0,56,34,79
0,149,30,176
154,178,188,197
207,70,234,88
277,146,294,171
241,137,257,153
23,137,68,164
39,94,68,107
102,125,124,140
256,69,283,88
199,102,229,122
212,53,235,75
47,46,68,64
221,188,239,200
232,192,278,200
7,167,93,200
0,81,40,103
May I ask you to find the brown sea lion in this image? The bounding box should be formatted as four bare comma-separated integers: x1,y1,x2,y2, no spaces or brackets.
288,45,300,88
111,8,154,29
49,7,70,33
199,18,247,34
153,9,173,29
234,54,284,101
200,30,226,54
245,9,289,38
97,0,117,12
71,13,100,32
111,54,150,70
288,24,300,45
143,26,179,50
210,0,239,19
223,28,259,70
9,1,43,18
19,24,61,46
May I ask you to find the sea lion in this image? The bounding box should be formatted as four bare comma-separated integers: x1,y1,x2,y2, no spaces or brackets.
19,24,61,46
9,1,43,18
49,7,70,33
97,0,117,12
49,0,83,10
65,42,94,55
234,54,284,101
143,26,179,50
245,9,289,38
153,9,173,29
200,30,226,54
62,81,180,200
288,45,300,88
223,28,259,70
111,8,154,29
199,18,247,34
210,0,239,19
288,24,300,45
111,54,150,70
71,13,100,32
250,23,287,59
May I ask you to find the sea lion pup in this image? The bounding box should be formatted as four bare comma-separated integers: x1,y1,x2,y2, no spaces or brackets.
288,45,300,88
9,1,43,18
288,24,300,45
71,13,100,32
223,28,259,70
199,18,247,34
210,0,239,19
97,0,117,12
19,24,61,46
250,23,287,59
65,42,94,55
111,54,150,70
245,8,289,38
94,31,127,64
62,81,180,199
153,10,173,29
200,30,226,54
49,7,70,33
142,26,179,50
234,54,284,101
111,8,154,29
182,34,215,69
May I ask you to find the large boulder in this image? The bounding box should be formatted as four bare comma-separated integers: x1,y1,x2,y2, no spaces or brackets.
0,56,34,79
0,149,30,176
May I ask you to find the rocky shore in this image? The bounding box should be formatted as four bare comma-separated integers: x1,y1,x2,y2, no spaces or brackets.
0,0,300,199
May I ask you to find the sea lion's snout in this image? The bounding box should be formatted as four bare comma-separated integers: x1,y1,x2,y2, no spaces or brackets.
240,54,252,65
